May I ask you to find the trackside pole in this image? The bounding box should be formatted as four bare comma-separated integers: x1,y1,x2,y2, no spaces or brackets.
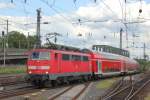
130,75,132,84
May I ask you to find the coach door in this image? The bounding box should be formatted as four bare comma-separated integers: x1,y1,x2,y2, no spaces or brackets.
96,60,102,74
120,61,124,72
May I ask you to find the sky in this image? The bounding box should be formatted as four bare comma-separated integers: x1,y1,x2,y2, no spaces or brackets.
0,0,150,59
0,0,90,16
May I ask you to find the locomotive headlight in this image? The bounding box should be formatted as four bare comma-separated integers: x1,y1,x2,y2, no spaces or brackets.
28,66,36,70
46,71,48,74
29,71,32,74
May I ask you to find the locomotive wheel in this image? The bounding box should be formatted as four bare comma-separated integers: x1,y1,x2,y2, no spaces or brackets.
44,80,52,88
83,76,88,82
64,80,70,85
32,80,44,88
51,80,58,87
88,75,92,81
94,76,99,80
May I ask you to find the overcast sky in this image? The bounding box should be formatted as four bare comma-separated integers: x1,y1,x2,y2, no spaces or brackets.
0,0,150,58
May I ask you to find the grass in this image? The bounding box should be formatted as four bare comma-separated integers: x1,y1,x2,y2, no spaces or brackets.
0,66,26,74
96,78,117,89
145,94,150,100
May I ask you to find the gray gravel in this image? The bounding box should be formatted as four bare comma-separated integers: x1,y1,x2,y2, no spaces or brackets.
3,86,69,100
82,81,109,100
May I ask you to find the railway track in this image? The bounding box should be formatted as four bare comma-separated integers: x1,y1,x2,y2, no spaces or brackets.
0,74,34,99
0,74,24,79
101,74,150,100
0,80,27,87
100,77,124,100
0,76,27,92
125,78,150,100
0,74,26,87
0,86,40,99
0,74,142,99
48,82,91,100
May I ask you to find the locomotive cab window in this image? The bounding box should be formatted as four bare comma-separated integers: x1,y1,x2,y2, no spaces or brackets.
31,52,39,59
31,52,50,60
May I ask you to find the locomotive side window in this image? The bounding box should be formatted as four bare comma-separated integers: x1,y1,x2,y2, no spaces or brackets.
72,55,81,61
31,52,50,60
82,56,89,61
62,54,70,60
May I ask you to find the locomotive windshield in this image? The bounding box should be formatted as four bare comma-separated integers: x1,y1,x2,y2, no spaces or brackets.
30,52,50,60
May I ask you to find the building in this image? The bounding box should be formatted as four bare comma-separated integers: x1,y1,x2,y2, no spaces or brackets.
92,45,130,57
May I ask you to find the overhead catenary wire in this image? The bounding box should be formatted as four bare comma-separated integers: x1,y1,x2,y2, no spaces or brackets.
40,0,74,25
99,0,118,16
1,1,149,52
39,0,92,45
118,0,124,21
0,17,37,35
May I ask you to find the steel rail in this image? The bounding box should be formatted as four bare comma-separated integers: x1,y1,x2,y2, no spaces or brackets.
48,82,91,100
0,86,39,99
101,78,123,100
48,86,74,100
103,76,149,100
72,82,91,100
127,79,150,100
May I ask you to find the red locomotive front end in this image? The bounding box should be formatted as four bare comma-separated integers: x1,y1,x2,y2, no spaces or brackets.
27,49,51,75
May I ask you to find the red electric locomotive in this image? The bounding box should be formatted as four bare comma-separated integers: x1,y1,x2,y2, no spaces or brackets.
27,49,92,86
26,48,139,86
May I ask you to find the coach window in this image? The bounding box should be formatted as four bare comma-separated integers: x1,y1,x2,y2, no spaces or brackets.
123,51,125,56
125,52,127,56
112,67,115,72
82,56,89,61
62,54,70,60
105,67,108,72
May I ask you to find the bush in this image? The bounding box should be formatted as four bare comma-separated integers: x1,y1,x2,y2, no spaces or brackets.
0,66,26,74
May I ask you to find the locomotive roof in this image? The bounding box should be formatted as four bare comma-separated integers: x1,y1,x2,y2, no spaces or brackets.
29,49,90,56
29,48,138,64
52,49,90,56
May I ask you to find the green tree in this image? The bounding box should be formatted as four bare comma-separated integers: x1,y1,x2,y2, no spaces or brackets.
136,59,150,72
8,31,27,48
27,35,37,49
7,31,37,49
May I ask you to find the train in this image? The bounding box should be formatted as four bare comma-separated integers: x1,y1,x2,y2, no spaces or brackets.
26,48,140,86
